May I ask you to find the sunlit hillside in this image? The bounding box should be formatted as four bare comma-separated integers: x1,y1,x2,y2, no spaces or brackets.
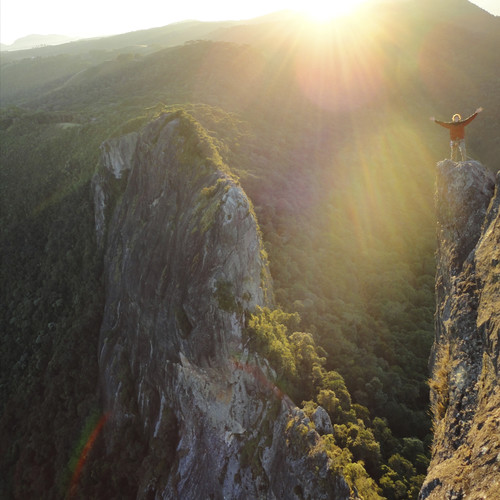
1,1,499,498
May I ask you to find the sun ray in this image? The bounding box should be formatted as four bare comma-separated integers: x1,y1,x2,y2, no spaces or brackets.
294,14,387,113
299,0,371,22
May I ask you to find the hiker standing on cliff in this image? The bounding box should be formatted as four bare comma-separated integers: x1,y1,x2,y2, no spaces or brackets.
431,107,483,161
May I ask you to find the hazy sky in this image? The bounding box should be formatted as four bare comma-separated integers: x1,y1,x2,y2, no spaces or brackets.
1,0,499,45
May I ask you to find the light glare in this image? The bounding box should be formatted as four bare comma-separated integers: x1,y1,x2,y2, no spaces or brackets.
299,0,369,22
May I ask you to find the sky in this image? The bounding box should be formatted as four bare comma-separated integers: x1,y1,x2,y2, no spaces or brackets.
1,0,499,45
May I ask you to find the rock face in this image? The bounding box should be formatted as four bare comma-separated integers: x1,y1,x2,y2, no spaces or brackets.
420,160,500,499
93,112,351,499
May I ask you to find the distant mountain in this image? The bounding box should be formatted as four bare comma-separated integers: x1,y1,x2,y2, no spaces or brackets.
0,20,239,61
1,34,80,51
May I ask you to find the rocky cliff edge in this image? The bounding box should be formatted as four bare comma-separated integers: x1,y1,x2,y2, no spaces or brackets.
420,160,500,499
92,112,352,499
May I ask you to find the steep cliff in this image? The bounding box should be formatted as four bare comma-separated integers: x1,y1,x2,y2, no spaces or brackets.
420,160,500,499
92,112,352,499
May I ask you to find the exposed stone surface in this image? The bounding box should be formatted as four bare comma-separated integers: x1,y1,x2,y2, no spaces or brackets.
93,112,352,499
101,132,138,179
311,406,335,435
420,160,500,499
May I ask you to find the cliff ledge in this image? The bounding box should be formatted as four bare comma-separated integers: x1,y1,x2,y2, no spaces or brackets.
420,160,500,499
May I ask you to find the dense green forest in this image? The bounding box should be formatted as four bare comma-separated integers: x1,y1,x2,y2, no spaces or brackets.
1,2,499,498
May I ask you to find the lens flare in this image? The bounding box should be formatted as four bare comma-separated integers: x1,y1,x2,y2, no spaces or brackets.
67,412,110,499
294,18,388,112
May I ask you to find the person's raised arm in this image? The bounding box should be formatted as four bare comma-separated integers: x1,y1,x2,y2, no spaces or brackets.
432,116,451,128
462,107,483,126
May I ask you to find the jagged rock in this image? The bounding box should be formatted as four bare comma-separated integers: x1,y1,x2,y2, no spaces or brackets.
434,159,495,295
92,132,139,247
93,112,352,499
100,132,138,179
420,160,500,499
311,406,334,435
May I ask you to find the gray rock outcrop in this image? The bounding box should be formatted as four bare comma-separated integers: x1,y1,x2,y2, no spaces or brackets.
93,112,352,499
420,160,500,499
311,406,335,435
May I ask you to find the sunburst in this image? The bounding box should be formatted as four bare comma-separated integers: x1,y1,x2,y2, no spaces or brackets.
299,0,370,22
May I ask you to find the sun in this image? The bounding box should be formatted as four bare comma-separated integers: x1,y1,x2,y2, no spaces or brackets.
299,0,370,22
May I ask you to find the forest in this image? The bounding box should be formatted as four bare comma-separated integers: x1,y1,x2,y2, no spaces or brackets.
1,2,499,499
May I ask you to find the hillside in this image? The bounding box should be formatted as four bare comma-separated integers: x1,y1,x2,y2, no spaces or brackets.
1,1,499,498
87,111,361,499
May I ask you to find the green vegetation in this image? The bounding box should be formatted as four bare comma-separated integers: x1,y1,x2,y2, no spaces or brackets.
0,62,433,500
215,280,238,313
246,306,429,498
0,111,105,498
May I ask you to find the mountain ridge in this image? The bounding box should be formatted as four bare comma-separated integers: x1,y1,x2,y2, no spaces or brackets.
2,1,499,61
1,34,81,52
90,110,355,499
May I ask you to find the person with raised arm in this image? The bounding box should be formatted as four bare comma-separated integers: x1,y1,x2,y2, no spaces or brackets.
431,107,483,161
